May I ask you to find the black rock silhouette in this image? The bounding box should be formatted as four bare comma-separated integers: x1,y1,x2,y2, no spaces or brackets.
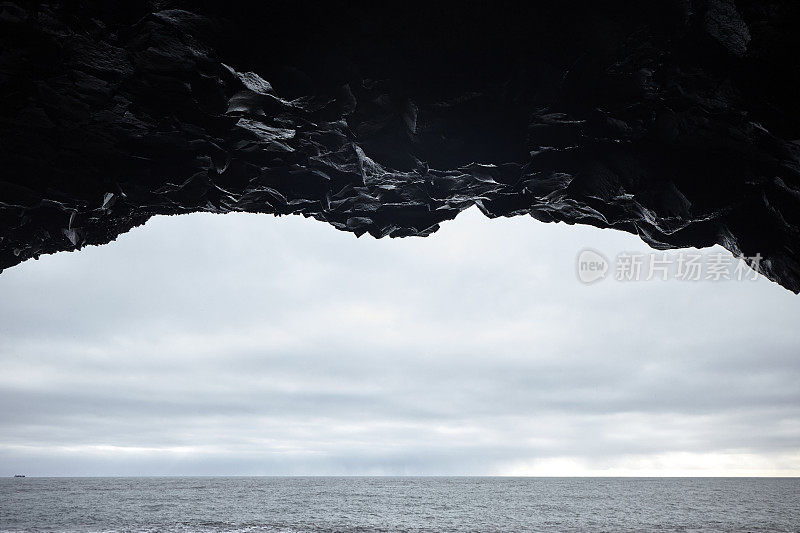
1,1,799,291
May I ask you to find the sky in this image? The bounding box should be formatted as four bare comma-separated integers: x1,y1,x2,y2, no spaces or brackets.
0,207,799,477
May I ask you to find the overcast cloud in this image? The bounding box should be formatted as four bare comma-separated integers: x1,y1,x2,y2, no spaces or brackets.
1,208,798,476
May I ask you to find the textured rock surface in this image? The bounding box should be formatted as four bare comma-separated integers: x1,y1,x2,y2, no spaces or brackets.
1,1,799,291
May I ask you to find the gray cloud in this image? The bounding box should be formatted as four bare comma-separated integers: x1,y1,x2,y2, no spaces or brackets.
0,208,798,476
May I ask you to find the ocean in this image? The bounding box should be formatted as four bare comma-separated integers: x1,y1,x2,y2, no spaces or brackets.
1,477,798,532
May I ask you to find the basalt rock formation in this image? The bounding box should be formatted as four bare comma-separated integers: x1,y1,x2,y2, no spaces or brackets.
1,1,799,290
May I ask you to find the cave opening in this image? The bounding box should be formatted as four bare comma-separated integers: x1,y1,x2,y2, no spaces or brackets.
1,208,798,476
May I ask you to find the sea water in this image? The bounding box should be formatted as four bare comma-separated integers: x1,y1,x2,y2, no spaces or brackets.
1,476,799,532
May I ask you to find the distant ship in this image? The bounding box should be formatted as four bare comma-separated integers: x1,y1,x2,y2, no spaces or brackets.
13,474,25,478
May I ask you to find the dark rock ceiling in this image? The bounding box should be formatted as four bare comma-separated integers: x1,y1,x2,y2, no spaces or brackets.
1,1,799,291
